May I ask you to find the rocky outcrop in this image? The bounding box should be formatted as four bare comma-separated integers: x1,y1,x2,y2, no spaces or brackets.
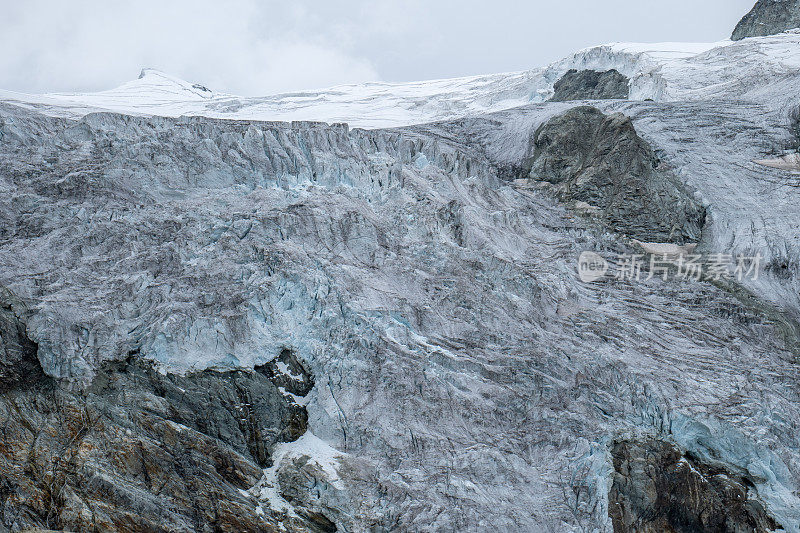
525,106,705,243
732,0,800,40
0,350,328,532
256,348,315,398
549,69,630,101
609,440,781,532
0,293,44,391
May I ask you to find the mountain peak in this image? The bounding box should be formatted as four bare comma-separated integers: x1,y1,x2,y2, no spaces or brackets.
138,67,160,79
128,68,216,99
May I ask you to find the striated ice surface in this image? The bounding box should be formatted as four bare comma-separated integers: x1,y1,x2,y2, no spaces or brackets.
2,31,800,532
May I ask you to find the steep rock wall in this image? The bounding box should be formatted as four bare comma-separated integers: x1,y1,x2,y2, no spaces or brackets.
732,0,800,40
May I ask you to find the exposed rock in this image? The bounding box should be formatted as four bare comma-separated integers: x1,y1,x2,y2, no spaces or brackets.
256,348,315,398
0,292,45,391
732,0,800,40
295,511,337,533
549,69,630,102
751,105,799,172
525,106,705,243
609,439,781,532
790,105,800,154
92,357,310,469
0,353,330,532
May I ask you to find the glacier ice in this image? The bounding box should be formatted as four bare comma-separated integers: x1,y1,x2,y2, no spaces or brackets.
1,29,800,533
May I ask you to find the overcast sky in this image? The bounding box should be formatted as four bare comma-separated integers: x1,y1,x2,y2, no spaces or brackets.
1,0,756,96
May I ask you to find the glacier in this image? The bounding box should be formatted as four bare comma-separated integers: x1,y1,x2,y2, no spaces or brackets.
1,20,800,533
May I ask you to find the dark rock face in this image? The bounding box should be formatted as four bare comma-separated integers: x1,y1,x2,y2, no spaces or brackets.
732,0,800,40
526,106,705,243
0,293,45,391
0,352,326,532
609,440,780,533
91,358,309,469
549,69,630,102
256,348,315,398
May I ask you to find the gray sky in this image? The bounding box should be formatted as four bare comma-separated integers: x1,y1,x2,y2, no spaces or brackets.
1,0,757,96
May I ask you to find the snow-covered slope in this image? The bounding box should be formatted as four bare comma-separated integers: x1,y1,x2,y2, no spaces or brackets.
0,67,540,128
2,31,799,128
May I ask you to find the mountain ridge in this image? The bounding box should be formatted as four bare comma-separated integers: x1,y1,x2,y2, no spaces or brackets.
2,34,799,129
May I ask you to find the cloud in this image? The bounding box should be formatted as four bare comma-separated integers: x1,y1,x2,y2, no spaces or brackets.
0,0,757,96
0,0,380,95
